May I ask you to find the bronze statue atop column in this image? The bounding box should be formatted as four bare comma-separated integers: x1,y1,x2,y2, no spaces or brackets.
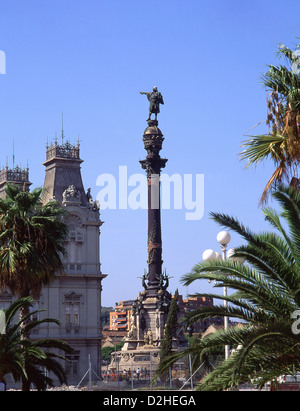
140,86,164,121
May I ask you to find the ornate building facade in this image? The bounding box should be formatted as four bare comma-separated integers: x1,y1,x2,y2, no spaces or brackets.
39,140,107,385
0,139,107,387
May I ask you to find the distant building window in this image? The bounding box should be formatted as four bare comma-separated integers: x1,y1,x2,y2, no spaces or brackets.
65,302,80,326
66,305,71,325
64,292,81,329
73,304,79,325
65,351,80,376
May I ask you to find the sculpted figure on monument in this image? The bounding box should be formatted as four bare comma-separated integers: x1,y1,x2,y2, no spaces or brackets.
132,297,143,315
86,187,100,210
158,271,170,291
127,323,137,340
144,330,153,346
140,86,164,121
138,271,148,290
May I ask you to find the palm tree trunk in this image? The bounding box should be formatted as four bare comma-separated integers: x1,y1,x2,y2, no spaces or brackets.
19,287,31,338
21,378,31,391
19,287,31,391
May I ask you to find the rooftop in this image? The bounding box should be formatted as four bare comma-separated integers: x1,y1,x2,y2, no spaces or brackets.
0,165,30,184
46,140,80,161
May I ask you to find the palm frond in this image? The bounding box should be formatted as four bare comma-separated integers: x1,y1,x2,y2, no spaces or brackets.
239,133,285,166
158,184,300,391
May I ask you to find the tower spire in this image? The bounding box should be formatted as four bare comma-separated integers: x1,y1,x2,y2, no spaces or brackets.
61,112,64,144
12,139,15,169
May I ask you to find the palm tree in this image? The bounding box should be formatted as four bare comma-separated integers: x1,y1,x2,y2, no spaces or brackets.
0,184,69,390
0,298,26,389
0,184,68,321
0,297,73,390
240,40,300,204
156,185,300,391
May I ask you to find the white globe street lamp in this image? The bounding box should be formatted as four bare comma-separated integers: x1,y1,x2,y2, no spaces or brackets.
202,249,216,262
214,252,222,260
203,249,222,284
203,230,233,360
217,231,231,246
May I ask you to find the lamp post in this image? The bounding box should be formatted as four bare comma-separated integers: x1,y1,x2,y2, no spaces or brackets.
203,231,232,360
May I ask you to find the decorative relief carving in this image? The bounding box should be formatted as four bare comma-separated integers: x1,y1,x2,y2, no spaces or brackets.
86,188,100,211
62,185,81,204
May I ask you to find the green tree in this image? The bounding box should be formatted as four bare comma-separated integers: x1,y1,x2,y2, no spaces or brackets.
155,290,179,384
0,184,68,316
156,185,300,391
0,184,69,390
240,40,300,204
0,297,73,390
160,290,179,360
101,341,125,364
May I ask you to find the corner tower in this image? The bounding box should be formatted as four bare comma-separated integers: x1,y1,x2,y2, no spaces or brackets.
40,138,107,385
0,164,31,199
41,140,87,205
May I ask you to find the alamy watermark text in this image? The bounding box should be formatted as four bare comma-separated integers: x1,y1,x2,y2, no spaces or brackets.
96,166,204,221
0,50,6,74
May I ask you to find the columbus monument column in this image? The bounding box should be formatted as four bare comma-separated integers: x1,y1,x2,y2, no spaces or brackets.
133,87,172,344
109,88,185,376
139,101,167,297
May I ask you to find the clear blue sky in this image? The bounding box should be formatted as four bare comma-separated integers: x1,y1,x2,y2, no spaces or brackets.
0,0,299,307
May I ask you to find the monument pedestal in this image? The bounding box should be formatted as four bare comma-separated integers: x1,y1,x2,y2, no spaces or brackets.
110,346,160,375
109,294,187,374
109,295,167,373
